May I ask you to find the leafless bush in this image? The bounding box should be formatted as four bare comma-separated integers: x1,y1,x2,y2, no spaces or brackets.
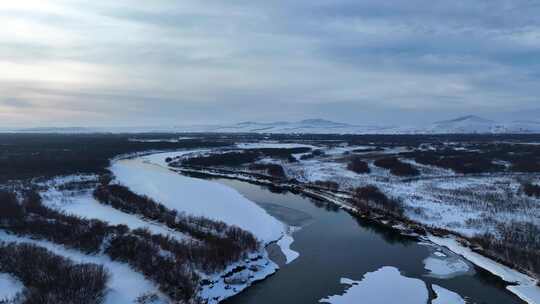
347,158,370,174
350,185,404,217
0,242,109,304
473,222,540,277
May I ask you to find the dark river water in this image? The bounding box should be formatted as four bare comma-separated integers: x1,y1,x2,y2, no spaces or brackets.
211,178,525,304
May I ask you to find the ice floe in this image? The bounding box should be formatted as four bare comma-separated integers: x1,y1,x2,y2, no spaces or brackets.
432,284,466,304
319,266,428,304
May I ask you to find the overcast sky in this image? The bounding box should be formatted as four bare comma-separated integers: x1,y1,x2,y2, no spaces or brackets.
1,1,539,127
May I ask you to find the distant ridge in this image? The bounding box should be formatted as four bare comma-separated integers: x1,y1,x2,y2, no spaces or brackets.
434,115,495,124
5,116,540,134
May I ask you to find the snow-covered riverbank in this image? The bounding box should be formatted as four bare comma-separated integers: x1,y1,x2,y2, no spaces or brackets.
427,235,540,304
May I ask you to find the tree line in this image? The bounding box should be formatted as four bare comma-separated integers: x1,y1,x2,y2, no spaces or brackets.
374,157,420,177
472,221,540,278
93,183,259,272
350,185,404,217
180,148,311,168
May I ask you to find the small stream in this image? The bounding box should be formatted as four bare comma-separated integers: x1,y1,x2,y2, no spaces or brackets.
210,178,525,304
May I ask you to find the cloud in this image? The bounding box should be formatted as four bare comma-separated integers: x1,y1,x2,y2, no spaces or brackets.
0,0,539,127
1,98,33,108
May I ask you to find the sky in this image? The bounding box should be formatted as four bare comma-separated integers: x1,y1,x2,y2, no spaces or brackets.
1,0,539,127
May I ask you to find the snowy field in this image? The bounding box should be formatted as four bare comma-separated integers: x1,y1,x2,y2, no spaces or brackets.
233,143,540,238
0,231,166,304
229,143,540,239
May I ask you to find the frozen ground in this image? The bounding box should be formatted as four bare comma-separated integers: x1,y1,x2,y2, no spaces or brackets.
319,266,428,304
0,273,23,301
0,231,166,304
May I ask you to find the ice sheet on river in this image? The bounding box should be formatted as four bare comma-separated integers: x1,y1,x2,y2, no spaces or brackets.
111,157,286,244
319,266,428,304
277,234,299,264
423,253,470,279
432,285,466,304
428,235,540,304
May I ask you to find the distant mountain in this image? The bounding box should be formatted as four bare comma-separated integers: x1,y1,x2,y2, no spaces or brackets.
434,115,495,125
195,116,540,134
420,115,540,134
426,115,498,134
178,119,394,134
5,116,540,134
16,127,93,133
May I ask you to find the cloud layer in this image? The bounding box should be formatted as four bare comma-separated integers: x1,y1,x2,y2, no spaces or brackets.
1,0,539,127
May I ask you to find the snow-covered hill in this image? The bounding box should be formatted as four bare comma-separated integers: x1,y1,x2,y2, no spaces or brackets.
421,115,540,134
5,116,540,134
187,119,394,134
179,116,540,134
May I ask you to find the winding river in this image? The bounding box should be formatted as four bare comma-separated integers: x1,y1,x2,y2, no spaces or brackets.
133,152,528,304
209,178,525,304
